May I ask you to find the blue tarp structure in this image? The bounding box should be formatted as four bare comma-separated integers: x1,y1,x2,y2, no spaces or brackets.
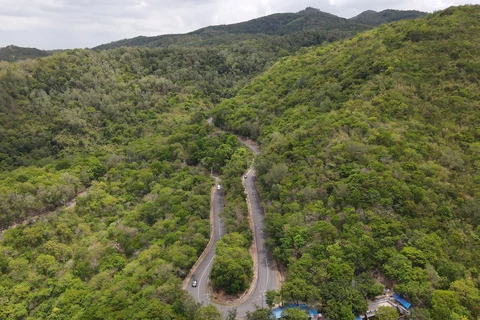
272,307,283,319
271,303,320,319
393,293,411,309
356,316,363,320
309,307,319,316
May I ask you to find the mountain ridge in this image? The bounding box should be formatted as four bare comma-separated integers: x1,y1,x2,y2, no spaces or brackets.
93,7,425,50
350,8,427,26
0,45,53,62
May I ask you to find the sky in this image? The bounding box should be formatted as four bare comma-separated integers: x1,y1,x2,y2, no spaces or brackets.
0,0,478,50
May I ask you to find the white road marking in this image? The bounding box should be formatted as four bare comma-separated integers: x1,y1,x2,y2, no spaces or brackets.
197,254,215,302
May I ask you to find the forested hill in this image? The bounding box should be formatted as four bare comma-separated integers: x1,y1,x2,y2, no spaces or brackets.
0,45,52,62
94,8,369,50
350,9,426,26
0,30,255,320
215,5,480,319
191,7,362,36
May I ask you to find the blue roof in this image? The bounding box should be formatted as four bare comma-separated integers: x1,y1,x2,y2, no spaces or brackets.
309,308,319,316
393,293,411,309
356,316,363,320
272,307,283,319
272,304,320,319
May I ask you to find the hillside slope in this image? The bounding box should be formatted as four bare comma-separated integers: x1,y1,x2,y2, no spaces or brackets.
94,8,368,50
0,43,253,320
216,5,480,319
350,9,426,26
0,45,52,62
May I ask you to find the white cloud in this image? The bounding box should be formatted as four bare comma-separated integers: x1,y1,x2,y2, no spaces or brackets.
0,0,479,49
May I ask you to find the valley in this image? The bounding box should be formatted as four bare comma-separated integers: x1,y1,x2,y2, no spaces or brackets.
1,5,480,320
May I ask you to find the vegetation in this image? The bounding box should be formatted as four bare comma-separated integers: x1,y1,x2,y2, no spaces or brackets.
215,5,480,319
350,9,426,26
0,45,53,62
210,232,253,294
0,30,256,317
376,306,399,320
1,3,479,319
94,8,369,51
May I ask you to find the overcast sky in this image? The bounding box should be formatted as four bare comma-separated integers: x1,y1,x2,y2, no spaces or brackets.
0,0,478,50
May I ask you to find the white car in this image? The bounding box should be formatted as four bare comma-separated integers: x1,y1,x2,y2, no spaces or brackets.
217,185,221,190
192,279,197,287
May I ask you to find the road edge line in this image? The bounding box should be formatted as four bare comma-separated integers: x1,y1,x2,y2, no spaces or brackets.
182,184,216,290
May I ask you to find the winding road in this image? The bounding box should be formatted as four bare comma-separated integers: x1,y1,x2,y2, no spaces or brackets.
186,138,277,318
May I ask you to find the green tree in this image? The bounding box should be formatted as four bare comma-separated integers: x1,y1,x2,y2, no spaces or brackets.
282,307,309,320
376,306,399,320
210,233,253,295
280,277,319,305
194,305,222,320
431,290,459,320
35,254,57,276
266,290,279,309
246,308,276,320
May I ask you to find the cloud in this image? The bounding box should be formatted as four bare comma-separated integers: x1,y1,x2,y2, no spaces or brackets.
0,0,479,49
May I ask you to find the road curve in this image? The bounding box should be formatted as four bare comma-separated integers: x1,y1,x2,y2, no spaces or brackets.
235,168,277,317
186,138,277,318
186,183,226,305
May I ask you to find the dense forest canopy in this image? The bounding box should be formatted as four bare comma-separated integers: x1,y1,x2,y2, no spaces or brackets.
0,45,53,63
94,7,424,52
0,28,256,318
350,9,426,26
93,8,369,51
1,3,478,320
215,5,480,319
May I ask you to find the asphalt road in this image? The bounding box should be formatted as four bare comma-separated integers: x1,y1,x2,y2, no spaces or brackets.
186,170,277,318
235,169,277,317
186,183,226,306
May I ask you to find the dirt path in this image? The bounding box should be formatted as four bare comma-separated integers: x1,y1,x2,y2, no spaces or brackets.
0,187,89,240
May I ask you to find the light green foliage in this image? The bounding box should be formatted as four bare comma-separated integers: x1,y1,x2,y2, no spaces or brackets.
0,86,233,317
266,290,279,308
1,4,480,319
215,5,480,319
246,308,276,320
431,290,461,320
376,306,399,320
210,233,253,295
280,277,319,305
194,305,223,320
281,307,310,320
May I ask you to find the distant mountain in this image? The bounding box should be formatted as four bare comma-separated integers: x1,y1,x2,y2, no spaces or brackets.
192,7,363,36
94,8,369,50
350,9,426,26
0,45,52,62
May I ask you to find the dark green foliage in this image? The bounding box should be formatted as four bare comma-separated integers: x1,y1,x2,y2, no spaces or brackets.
0,45,53,62
215,5,480,319
2,4,480,319
350,9,427,26
94,8,369,51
